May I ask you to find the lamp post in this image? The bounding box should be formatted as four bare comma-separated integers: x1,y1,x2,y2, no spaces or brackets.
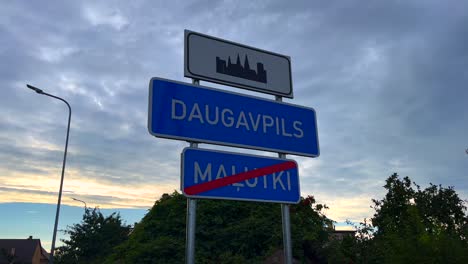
26,84,71,264
71,197,87,209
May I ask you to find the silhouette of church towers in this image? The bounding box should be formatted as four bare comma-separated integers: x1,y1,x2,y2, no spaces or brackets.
216,54,267,83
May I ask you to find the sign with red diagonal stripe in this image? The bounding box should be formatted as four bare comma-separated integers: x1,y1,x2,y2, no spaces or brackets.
181,148,300,203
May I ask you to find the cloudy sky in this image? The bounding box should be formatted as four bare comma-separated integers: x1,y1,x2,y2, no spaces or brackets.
1,0,467,249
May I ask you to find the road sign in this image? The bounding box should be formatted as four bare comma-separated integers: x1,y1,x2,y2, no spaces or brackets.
148,77,319,157
182,148,300,203
184,30,293,98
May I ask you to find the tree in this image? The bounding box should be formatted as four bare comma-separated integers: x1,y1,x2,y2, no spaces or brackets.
354,173,468,263
105,191,335,263
55,207,131,264
105,192,187,264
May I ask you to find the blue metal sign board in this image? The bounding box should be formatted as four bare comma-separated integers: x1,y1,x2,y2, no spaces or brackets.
148,77,319,157
181,148,300,203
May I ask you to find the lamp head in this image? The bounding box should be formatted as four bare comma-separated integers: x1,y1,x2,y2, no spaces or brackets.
26,84,44,94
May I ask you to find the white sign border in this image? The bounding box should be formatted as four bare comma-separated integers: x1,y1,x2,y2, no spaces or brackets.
181,147,301,204
148,77,320,158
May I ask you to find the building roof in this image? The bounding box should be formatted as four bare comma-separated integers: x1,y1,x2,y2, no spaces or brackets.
0,238,48,263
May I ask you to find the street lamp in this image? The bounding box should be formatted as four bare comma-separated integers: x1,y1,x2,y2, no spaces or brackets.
26,84,71,264
71,197,87,209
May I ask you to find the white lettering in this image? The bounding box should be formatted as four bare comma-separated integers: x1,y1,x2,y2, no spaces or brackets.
188,103,204,123
171,99,186,120
233,167,249,190
273,171,286,190
231,165,236,175
216,164,227,179
245,177,258,187
235,111,250,130
172,101,303,141
194,162,211,183
205,105,219,125
281,118,292,137
262,115,274,133
233,182,244,190
249,113,261,132
221,109,234,127
293,121,304,138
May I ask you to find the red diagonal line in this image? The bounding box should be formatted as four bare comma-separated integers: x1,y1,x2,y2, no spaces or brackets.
184,161,296,195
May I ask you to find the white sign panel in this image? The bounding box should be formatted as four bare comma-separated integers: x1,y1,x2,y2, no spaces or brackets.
184,30,293,98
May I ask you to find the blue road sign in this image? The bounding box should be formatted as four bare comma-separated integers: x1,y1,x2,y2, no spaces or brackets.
181,148,300,203
148,77,319,157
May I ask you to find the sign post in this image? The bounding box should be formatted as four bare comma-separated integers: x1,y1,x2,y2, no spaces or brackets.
148,30,320,264
276,95,293,264
185,79,200,264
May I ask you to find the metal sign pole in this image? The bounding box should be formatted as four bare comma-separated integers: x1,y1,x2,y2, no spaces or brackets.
186,79,200,264
281,201,293,264
186,190,197,264
276,95,293,264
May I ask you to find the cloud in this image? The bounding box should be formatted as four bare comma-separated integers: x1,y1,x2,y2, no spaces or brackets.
1,0,467,228
83,5,129,31
37,47,78,63
321,196,375,223
0,167,178,209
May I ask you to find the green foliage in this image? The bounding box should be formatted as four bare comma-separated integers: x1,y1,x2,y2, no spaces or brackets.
54,173,467,263
105,192,334,263
105,192,187,264
55,207,131,264
353,173,468,263
325,234,357,264
292,195,334,263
